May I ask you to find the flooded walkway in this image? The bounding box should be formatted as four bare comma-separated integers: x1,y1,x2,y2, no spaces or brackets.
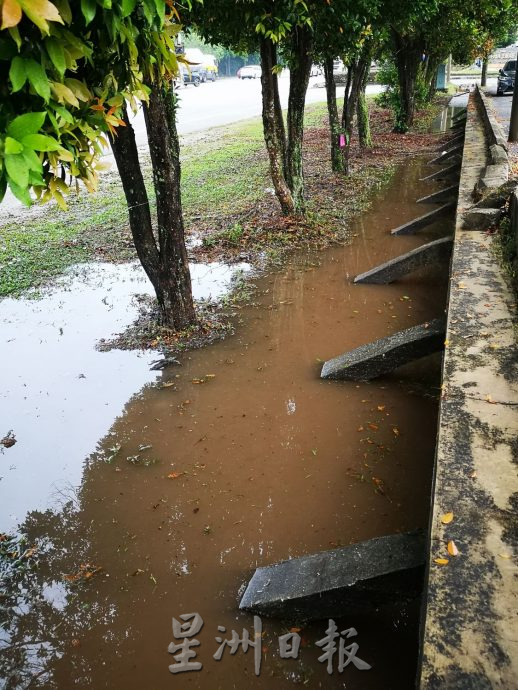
0,152,452,689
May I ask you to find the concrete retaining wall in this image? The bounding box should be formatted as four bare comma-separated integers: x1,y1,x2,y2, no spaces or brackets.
419,92,518,689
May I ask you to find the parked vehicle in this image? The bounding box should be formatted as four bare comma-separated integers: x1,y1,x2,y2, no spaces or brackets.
184,48,208,83
310,64,322,77
239,65,262,79
180,64,205,87
203,54,218,81
497,59,516,95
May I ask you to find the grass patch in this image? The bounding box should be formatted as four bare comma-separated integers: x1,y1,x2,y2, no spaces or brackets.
0,96,448,298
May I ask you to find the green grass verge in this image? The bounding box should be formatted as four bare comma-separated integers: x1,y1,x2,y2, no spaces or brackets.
0,115,271,298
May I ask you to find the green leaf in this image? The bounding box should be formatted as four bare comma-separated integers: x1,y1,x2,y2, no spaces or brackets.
21,133,61,151
64,77,91,101
7,112,46,140
54,0,72,23
26,59,51,101
51,103,74,123
21,147,43,172
7,27,22,51
80,0,97,24
4,136,24,154
9,56,27,92
28,169,45,187
8,177,32,206
5,153,29,188
120,0,137,17
46,37,66,75
18,0,64,34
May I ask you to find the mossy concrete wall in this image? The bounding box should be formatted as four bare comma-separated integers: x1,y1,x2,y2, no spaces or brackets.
419,93,518,688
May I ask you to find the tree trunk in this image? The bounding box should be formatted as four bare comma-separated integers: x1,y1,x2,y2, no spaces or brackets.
426,59,440,102
323,56,345,172
110,105,160,287
143,85,197,329
342,55,370,172
392,30,423,132
286,25,313,213
259,37,295,215
481,57,488,87
357,64,372,148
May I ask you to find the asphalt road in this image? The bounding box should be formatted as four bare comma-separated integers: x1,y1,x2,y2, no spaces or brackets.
129,74,384,145
483,81,513,138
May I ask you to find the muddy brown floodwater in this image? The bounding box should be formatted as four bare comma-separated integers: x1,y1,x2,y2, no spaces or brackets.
0,147,455,689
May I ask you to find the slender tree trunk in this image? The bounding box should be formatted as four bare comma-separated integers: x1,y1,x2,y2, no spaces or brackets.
259,37,295,215
143,85,196,329
426,58,440,101
392,30,423,132
323,56,345,172
481,57,488,87
286,25,313,213
110,105,160,287
357,65,372,148
341,55,370,171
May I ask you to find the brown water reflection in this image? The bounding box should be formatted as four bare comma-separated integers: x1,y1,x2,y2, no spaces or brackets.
1,153,452,689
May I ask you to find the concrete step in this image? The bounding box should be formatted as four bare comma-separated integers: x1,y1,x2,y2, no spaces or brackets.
420,161,461,182
417,185,459,204
320,317,446,381
390,202,456,235
354,237,453,284
239,532,425,620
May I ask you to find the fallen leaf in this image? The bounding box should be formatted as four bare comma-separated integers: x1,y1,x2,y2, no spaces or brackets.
357,425,364,432
368,423,378,431
498,553,511,559
289,627,302,633
377,405,385,411
392,427,399,436
434,558,449,565
167,472,182,479
485,395,496,404
447,540,459,556
441,512,454,525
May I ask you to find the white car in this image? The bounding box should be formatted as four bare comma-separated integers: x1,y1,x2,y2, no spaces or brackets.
239,65,262,79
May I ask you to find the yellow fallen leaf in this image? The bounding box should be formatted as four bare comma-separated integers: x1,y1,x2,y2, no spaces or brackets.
447,540,459,556
498,553,511,559
441,512,454,525
444,339,450,347
377,405,385,411
434,558,449,565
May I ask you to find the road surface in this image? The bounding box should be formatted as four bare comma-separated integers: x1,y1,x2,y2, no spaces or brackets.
0,76,384,214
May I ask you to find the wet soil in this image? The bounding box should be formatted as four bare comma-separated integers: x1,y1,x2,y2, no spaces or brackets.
0,147,454,689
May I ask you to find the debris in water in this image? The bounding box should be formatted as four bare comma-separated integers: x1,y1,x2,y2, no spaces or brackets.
1,431,16,449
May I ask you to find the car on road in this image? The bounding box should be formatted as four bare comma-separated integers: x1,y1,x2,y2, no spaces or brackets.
497,59,515,96
239,65,262,79
180,64,206,87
